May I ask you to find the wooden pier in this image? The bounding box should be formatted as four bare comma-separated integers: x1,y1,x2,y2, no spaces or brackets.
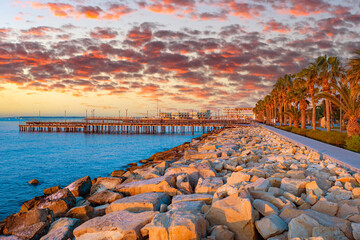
19,118,250,135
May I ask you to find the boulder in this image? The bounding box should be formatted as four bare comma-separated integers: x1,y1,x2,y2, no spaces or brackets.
110,170,126,177
253,199,279,217
198,144,216,152
37,189,76,218
247,178,270,192
337,203,359,218
115,175,180,196
133,168,161,180
172,194,213,205
87,190,123,206
65,206,93,222
206,194,255,240
255,214,288,239
226,172,251,185
352,223,360,240
73,210,156,240
28,179,39,185
2,208,53,239
312,226,348,240
326,187,353,202
190,162,217,179
168,201,206,213
288,214,320,239
280,178,308,196
188,151,219,160
210,225,235,240
176,174,193,194
279,208,352,239
44,186,61,195
40,217,80,240
311,197,338,216
106,192,171,213
65,176,92,197
141,209,207,240
90,177,123,195
195,177,223,194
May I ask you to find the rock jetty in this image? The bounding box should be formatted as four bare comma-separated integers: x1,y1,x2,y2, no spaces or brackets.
1,126,360,239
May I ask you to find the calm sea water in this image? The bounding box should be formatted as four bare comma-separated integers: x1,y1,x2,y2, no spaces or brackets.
0,117,201,220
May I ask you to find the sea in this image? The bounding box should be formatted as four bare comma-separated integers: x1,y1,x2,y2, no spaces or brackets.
0,117,202,220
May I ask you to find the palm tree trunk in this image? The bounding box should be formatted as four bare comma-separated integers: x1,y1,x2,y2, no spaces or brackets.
301,109,306,129
280,103,283,126
311,98,316,130
274,104,277,126
347,115,360,137
326,99,331,131
294,120,299,128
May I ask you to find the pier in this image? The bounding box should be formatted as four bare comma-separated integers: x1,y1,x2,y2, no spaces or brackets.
19,118,251,135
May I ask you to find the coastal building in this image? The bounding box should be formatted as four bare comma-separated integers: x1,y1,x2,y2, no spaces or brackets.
160,110,211,119
223,107,254,120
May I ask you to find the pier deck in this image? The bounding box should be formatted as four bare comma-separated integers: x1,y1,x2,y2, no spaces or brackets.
19,118,250,135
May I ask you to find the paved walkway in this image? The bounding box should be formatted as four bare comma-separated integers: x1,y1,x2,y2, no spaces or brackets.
257,123,360,172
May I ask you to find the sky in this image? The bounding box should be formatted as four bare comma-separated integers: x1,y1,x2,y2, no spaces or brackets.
0,0,360,117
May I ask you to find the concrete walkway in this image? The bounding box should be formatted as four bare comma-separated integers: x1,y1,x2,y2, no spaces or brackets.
257,123,360,172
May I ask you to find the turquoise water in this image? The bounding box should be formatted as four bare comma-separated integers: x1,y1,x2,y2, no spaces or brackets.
0,117,201,220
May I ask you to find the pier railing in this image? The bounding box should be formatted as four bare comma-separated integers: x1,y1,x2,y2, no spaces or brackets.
19,118,251,135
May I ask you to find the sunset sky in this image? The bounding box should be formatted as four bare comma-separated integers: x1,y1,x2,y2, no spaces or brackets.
1,0,360,117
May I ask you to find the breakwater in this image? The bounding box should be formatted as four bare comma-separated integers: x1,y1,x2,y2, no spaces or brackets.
1,126,360,240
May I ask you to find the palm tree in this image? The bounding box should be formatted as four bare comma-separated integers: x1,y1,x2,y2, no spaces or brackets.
284,106,301,128
293,76,309,129
299,64,318,130
317,81,360,137
347,49,360,88
316,56,341,131
254,100,265,123
282,74,293,126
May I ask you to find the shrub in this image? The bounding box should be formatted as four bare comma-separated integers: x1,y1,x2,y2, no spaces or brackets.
291,128,307,136
345,135,360,153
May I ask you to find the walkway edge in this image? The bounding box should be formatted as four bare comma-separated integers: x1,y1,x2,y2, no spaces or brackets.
256,123,360,173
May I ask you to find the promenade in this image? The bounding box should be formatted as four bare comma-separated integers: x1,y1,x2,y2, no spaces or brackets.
259,123,360,172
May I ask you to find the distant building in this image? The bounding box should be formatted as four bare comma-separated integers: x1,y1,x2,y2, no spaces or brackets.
223,107,254,120
159,110,211,119
197,110,211,119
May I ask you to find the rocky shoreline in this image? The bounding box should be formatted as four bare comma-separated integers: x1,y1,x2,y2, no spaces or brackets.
1,126,360,240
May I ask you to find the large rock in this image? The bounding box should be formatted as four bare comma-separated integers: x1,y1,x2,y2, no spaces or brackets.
247,178,270,192
210,225,234,240
311,197,338,216
2,208,53,239
37,189,76,218
73,210,156,240
206,194,255,240
352,223,360,240
306,181,323,198
195,177,223,194
65,176,92,197
87,190,123,206
90,177,123,195
141,209,207,240
280,178,308,196
66,206,93,222
253,199,279,217
115,175,180,196
312,226,349,240
106,192,171,213
279,208,352,239
187,151,219,160
172,194,213,205
40,217,80,240
255,214,288,239
226,172,251,185
165,166,200,188
288,214,320,239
